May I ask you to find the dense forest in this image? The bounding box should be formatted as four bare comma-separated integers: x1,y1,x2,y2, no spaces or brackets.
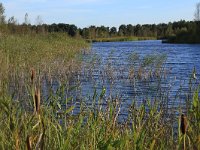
0,3,200,43
3,20,200,43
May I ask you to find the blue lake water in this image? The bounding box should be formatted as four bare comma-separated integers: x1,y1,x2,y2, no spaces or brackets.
78,40,200,115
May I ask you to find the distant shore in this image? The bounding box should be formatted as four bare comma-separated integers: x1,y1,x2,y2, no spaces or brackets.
86,36,157,42
162,38,200,44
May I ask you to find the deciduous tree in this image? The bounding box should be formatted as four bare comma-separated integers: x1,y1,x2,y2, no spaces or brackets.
0,3,5,24
194,2,200,21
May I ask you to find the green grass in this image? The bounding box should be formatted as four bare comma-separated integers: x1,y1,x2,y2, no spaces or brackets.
0,33,89,96
0,33,89,74
0,33,199,150
86,36,157,42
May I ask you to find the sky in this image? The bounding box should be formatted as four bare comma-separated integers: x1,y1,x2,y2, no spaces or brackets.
1,0,200,28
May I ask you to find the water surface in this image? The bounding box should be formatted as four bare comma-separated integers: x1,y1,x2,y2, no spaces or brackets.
80,40,200,113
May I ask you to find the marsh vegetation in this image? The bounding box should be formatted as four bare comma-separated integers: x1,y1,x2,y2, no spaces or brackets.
0,2,200,150
0,33,200,149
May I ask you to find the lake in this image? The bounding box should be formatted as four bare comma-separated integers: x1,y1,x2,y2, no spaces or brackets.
77,40,200,116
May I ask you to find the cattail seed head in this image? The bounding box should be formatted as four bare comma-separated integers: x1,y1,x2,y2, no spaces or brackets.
26,135,32,150
138,66,143,80
180,114,188,135
31,68,36,84
34,87,40,114
15,132,19,150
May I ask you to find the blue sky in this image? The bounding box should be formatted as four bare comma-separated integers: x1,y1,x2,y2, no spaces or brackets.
1,0,199,28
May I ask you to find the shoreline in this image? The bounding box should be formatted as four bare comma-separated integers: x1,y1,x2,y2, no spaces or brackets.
86,36,157,42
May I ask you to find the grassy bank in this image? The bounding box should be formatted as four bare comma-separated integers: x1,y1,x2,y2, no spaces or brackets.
0,32,89,118
0,33,89,88
86,36,157,42
0,33,200,150
0,33,89,70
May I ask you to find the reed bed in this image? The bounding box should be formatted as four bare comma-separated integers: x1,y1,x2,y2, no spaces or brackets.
0,79,199,149
0,33,199,150
0,33,89,100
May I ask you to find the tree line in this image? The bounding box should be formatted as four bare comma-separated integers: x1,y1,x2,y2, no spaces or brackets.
1,2,200,43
